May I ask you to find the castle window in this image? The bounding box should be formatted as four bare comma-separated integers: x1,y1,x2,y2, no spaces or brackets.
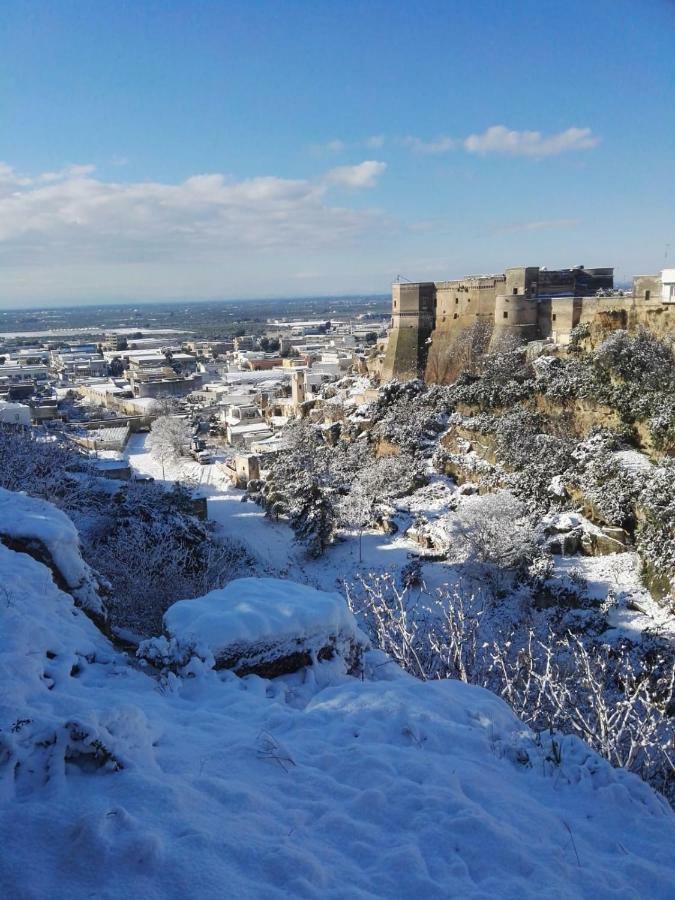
503,311,508,319
552,314,557,322
645,290,651,301
394,300,397,308
512,288,518,295
453,313,458,319
455,297,459,304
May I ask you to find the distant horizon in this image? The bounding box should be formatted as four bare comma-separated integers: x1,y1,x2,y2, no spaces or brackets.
0,267,642,314
0,290,392,315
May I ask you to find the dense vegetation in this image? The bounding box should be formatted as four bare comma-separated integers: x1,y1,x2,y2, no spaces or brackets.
0,429,248,633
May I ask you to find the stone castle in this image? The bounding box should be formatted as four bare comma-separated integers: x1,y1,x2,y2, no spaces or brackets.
381,265,675,382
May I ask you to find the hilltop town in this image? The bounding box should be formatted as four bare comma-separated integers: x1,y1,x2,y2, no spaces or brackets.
4,0,675,895
0,303,387,470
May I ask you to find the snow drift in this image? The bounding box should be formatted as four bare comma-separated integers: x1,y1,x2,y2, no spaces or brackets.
0,489,673,899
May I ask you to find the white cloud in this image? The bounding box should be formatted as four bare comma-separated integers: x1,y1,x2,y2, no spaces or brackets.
38,164,97,183
463,125,599,157
401,135,457,155
311,136,387,155
325,139,346,153
325,160,387,189
310,138,347,155
0,161,388,282
364,135,385,149
400,126,599,158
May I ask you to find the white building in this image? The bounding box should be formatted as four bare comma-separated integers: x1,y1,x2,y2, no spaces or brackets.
0,364,50,386
661,268,675,303
0,400,31,427
226,420,274,448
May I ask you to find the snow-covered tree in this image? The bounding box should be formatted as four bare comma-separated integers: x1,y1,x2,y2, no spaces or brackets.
453,491,537,571
147,415,191,478
290,475,339,558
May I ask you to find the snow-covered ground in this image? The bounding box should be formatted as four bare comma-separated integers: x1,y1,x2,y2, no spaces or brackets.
124,433,425,590
1,491,674,898
124,433,675,642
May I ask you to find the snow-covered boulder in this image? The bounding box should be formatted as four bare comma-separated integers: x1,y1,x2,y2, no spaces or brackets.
542,510,629,558
0,487,107,624
161,577,368,677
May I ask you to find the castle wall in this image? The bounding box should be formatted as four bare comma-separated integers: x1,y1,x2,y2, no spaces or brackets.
633,274,662,303
425,275,504,381
631,273,674,339
504,267,540,296
488,294,540,351
383,265,670,384
547,298,581,344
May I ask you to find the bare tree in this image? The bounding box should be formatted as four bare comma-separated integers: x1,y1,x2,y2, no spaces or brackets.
453,491,537,571
338,484,372,563
338,455,422,562
150,394,182,417
427,319,493,384
147,415,191,478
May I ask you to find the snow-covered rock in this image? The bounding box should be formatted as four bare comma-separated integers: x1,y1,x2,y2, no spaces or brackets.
542,510,629,558
0,487,107,624
1,489,674,898
161,577,368,676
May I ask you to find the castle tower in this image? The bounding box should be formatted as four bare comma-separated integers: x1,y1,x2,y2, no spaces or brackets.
291,369,307,409
381,282,436,380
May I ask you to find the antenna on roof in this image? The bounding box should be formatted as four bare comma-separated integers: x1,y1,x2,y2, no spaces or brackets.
395,274,413,283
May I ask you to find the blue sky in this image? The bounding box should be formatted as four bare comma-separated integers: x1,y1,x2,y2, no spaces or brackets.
1,0,674,306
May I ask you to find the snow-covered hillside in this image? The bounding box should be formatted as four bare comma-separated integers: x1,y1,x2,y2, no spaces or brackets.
1,490,674,899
